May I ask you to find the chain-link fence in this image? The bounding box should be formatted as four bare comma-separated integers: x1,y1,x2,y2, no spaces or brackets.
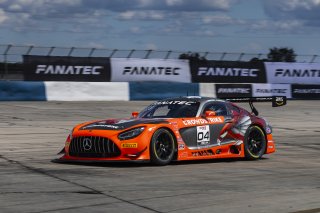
1,44,319,79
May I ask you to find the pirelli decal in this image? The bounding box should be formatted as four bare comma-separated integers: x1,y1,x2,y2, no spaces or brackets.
121,143,138,148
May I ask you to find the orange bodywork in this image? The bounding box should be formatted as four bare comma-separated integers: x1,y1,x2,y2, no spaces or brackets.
60,115,275,162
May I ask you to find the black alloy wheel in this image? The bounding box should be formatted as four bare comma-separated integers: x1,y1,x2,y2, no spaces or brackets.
244,125,267,160
150,128,175,166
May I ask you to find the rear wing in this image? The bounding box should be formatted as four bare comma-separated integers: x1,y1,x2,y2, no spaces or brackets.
223,96,287,115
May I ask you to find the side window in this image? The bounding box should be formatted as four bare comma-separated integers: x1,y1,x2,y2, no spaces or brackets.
203,102,229,116
229,104,241,115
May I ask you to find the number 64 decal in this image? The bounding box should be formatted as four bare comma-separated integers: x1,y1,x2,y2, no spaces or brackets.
197,125,210,146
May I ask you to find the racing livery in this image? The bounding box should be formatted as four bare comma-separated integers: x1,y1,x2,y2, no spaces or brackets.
57,96,286,165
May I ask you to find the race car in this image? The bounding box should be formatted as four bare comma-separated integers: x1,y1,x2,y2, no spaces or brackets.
56,96,286,165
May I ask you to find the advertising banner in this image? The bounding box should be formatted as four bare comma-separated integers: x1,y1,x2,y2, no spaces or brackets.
265,62,320,84
191,60,266,83
111,58,191,83
23,55,111,81
252,84,291,98
291,84,320,99
215,84,252,98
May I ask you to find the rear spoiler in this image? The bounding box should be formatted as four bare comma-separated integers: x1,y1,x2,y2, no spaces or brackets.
223,96,287,116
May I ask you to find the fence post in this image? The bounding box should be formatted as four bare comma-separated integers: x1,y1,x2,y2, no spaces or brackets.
144,50,152,59
165,50,172,59
109,49,118,57
127,49,135,58
310,55,317,63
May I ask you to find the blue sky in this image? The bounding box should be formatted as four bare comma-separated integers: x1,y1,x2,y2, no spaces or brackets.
1,0,320,55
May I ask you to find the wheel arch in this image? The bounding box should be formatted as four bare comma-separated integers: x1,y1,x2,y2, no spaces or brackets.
250,122,268,154
150,126,178,161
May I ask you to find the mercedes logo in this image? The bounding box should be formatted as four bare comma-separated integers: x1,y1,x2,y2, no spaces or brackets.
83,138,92,151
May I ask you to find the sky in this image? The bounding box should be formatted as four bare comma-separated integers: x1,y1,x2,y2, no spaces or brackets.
1,0,320,56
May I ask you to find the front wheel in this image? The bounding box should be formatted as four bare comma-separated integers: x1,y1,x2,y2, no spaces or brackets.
244,126,267,160
150,128,175,166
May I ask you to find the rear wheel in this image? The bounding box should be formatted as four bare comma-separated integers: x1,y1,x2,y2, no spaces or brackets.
244,126,266,160
150,128,175,166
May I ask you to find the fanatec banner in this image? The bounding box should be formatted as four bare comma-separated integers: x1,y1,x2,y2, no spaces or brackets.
252,84,291,98
265,62,320,84
191,61,266,83
111,58,191,83
291,84,320,99
23,55,111,81
215,84,252,98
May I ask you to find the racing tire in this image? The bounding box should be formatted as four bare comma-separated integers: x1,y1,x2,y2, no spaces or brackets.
150,128,175,166
244,125,267,160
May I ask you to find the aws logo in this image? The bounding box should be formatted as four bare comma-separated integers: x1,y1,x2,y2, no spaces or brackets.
272,96,287,107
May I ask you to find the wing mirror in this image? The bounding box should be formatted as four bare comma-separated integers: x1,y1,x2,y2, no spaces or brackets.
204,110,216,117
131,111,139,118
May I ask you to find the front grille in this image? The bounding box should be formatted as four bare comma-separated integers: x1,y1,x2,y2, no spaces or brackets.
69,136,121,158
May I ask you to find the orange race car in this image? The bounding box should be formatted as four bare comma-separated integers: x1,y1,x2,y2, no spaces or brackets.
56,96,286,165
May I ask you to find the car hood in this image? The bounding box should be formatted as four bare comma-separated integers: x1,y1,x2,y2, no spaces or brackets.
80,118,169,131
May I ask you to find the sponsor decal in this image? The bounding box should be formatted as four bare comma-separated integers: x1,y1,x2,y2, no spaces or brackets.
191,60,266,83
111,58,191,83
182,117,224,126
179,152,188,157
198,67,258,77
84,124,119,129
291,84,320,99
197,125,210,146
121,143,138,148
153,100,196,106
252,84,291,98
274,69,319,77
35,65,103,75
265,62,320,84
216,84,252,98
23,55,110,82
274,97,285,106
178,143,185,150
192,149,214,157
217,88,250,94
123,66,180,75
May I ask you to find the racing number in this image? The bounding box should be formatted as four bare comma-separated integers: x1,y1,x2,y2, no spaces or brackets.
198,131,209,141
197,125,210,146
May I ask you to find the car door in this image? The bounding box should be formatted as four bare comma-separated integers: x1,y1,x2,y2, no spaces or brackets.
179,101,228,149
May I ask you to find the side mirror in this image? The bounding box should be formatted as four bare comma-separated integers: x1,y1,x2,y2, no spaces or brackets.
205,110,216,117
131,111,139,118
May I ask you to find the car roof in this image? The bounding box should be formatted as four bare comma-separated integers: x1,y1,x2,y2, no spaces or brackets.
159,96,225,104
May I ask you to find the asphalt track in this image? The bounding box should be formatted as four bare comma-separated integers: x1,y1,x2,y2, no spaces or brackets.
0,100,319,213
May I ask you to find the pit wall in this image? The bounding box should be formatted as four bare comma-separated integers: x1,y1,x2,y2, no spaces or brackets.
0,81,318,101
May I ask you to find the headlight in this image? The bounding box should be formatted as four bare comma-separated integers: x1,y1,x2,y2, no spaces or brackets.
118,127,145,141
69,128,74,140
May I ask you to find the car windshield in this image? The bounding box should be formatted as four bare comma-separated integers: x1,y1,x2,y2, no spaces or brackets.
138,100,200,118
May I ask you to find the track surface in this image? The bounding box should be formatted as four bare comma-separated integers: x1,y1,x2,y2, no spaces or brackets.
0,100,319,213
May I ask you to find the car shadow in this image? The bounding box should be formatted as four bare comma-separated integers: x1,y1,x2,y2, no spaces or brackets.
51,157,269,168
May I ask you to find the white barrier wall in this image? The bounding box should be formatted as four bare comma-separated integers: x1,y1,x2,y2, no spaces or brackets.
45,82,129,101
